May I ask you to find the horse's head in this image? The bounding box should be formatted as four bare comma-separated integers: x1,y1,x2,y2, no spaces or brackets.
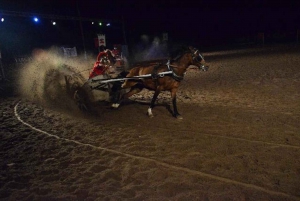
188,46,208,71
170,46,208,71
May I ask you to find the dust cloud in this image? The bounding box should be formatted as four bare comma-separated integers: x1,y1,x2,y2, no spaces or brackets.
17,47,96,112
131,35,169,62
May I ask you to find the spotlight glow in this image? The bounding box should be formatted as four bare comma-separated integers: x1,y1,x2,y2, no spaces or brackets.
33,17,39,22
106,23,110,26
1,18,4,22
52,21,56,25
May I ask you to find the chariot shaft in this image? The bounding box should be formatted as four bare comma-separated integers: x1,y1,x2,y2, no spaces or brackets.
90,71,173,84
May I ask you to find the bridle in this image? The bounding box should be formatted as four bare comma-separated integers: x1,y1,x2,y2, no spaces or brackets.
192,49,204,63
191,48,207,71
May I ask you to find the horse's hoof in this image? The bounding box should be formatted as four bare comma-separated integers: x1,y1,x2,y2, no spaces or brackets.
111,103,120,109
176,115,183,120
147,112,154,118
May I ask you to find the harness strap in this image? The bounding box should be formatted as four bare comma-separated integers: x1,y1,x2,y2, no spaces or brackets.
166,60,184,82
151,63,162,79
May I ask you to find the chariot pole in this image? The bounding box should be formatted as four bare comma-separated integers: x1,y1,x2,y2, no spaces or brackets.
90,71,173,84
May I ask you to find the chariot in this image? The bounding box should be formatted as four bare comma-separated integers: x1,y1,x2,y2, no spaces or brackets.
65,46,208,118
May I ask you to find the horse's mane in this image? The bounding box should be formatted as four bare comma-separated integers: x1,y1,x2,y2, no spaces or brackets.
169,46,192,61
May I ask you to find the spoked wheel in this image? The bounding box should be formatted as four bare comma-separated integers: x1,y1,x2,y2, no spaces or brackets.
64,71,94,112
73,87,90,112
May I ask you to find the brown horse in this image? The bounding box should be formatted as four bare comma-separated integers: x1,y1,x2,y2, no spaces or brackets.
112,46,206,119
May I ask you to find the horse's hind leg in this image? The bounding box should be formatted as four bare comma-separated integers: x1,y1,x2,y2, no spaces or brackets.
110,81,122,104
111,85,143,108
171,89,183,119
147,90,160,118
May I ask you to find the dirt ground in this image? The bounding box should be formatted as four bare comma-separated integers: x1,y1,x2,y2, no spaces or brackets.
1,44,300,201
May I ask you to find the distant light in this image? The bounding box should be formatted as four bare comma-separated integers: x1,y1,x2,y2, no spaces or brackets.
106,23,110,26
99,22,102,26
33,17,39,23
52,21,56,25
92,22,94,24
1,18,4,22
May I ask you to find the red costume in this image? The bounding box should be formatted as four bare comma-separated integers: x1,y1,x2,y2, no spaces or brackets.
96,52,108,62
89,52,109,79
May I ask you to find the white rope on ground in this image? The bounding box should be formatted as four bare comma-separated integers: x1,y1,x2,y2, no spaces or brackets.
14,101,300,201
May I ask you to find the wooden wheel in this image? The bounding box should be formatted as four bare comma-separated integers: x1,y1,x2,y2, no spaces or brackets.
73,87,90,111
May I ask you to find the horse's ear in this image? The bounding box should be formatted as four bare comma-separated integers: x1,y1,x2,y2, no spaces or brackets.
188,46,194,52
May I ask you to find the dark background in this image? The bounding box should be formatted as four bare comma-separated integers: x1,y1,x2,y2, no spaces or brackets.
0,0,300,62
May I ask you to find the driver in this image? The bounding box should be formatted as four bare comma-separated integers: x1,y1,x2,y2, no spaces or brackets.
89,46,110,79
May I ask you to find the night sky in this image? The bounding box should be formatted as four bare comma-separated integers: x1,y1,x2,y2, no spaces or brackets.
1,0,300,59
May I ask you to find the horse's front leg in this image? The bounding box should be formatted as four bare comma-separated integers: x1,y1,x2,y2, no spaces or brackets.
148,90,160,118
171,89,183,119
